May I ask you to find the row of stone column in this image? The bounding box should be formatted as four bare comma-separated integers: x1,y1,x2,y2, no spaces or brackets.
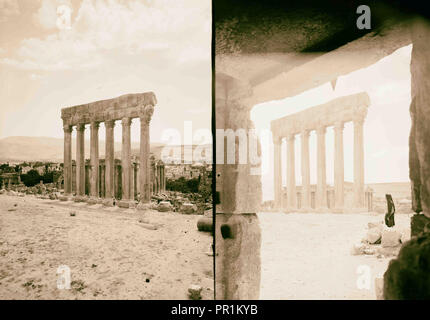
273,119,365,211
63,116,152,206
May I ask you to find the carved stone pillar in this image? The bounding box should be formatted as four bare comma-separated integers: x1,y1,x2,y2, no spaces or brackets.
76,124,86,197
215,75,261,300
90,121,100,199
286,133,296,210
273,135,282,209
334,122,345,211
63,124,72,196
138,106,154,207
316,126,327,209
301,129,311,210
120,117,132,204
353,118,365,209
104,120,115,204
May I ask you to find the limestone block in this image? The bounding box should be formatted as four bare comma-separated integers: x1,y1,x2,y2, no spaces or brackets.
102,198,114,207
180,203,197,214
366,228,382,244
188,284,202,300
375,278,384,300
381,229,401,248
157,201,173,212
197,217,212,232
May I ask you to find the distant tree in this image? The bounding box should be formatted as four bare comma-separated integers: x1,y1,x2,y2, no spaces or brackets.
21,170,41,187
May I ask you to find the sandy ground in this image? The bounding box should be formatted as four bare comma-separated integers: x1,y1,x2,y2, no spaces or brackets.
258,211,412,300
0,194,213,300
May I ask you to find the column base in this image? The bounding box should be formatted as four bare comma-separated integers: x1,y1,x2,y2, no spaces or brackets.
298,207,313,213
315,206,330,213
59,194,72,201
117,200,137,209
137,202,151,211
87,197,101,205
351,207,368,213
73,195,87,202
332,207,345,213
102,198,115,207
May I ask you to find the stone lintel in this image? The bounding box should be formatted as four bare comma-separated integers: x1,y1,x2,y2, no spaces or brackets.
61,92,157,126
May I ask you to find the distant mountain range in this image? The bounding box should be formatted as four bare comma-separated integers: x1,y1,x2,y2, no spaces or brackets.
0,136,211,163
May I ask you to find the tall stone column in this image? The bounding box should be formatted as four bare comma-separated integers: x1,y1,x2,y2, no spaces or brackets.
353,118,365,209
90,121,100,199
334,121,345,211
301,130,311,210
138,106,154,207
104,120,115,204
273,135,282,209
63,124,72,196
121,117,132,204
215,75,261,300
76,124,86,197
316,126,327,209
286,133,296,210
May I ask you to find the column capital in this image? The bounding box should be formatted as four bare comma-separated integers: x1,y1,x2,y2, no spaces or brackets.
90,121,100,129
286,133,295,142
140,105,154,125
316,126,326,135
300,129,310,137
122,117,132,127
63,124,72,133
105,119,115,129
353,117,365,126
76,123,86,131
334,121,344,131
272,134,282,145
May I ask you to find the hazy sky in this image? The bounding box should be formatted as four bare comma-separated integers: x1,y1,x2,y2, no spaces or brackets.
0,0,211,143
252,45,412,200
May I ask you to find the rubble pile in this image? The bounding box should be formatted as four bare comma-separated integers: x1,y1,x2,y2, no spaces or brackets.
351,220,409,257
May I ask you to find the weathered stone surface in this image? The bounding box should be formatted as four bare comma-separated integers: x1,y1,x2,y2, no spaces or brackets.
157,201,173,212
366,228,382,244
411,213,430,237
136,202,151,211
410,18,430,220
383,232,430,299
381,229,401,248
375,278,384,300
102,198,114,207
180,203,197,214
197,217,212,232
188,284,202,300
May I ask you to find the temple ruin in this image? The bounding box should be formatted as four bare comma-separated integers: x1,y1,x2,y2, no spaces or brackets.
271,92,371,212
61,92,165,208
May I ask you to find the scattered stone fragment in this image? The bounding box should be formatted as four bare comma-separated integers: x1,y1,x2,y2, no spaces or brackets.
381,229,402,248
197,217,212,232
366,228,382,244
157,201,173,212
188,284,202,300
70,211,76,217
180,203,197,214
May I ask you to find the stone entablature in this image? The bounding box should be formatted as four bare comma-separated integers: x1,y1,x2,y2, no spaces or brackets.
271,92,370,140
61,93,157,126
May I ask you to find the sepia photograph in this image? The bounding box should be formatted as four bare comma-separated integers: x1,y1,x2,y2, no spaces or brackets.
214,0,430,300
0,0,213,300
1,0,430,307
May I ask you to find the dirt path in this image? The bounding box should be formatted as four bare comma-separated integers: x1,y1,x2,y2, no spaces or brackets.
258,211,411,300
0,195,213,300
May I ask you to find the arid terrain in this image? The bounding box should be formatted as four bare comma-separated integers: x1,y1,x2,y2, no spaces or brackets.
0,194,213,300
258,211,412,300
